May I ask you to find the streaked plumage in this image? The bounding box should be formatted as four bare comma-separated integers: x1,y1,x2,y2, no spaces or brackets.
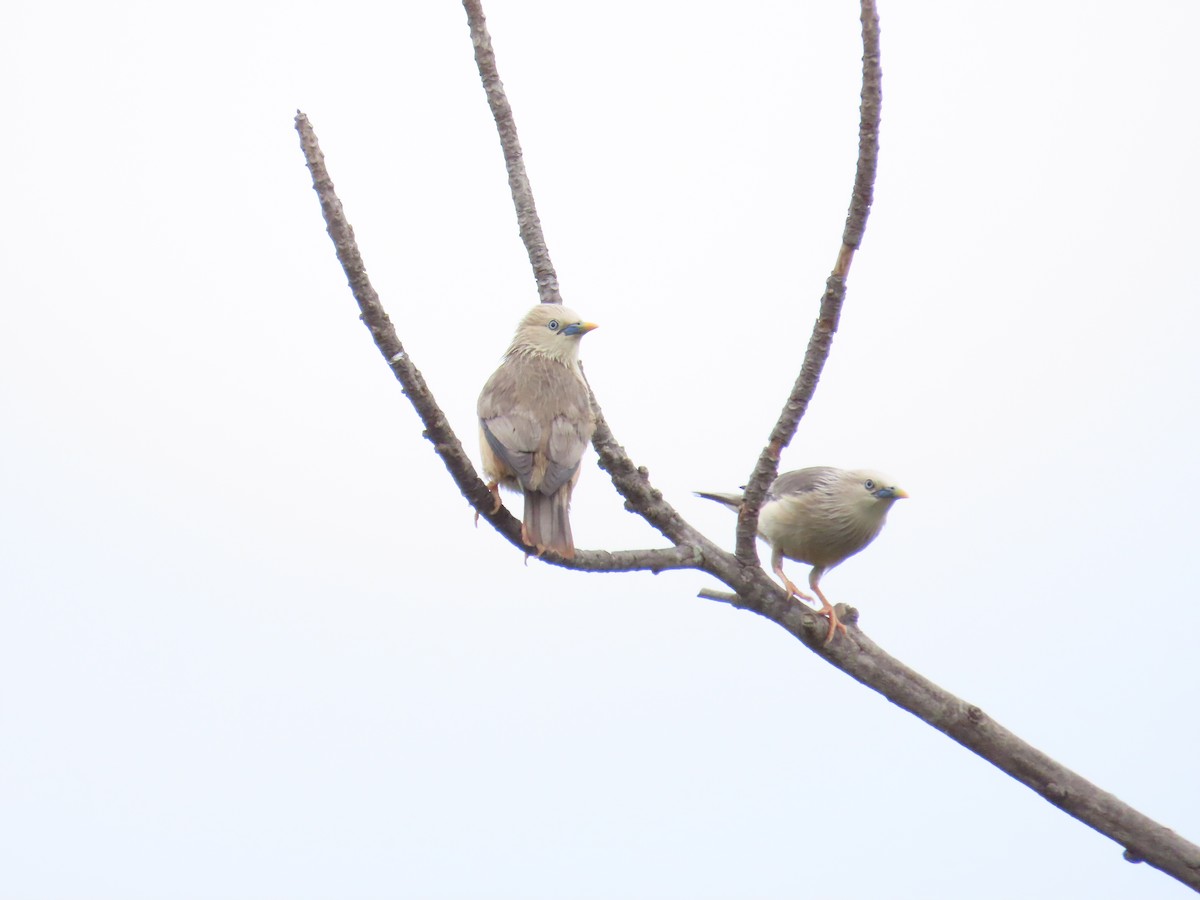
478,304,598,558
697,466,907,644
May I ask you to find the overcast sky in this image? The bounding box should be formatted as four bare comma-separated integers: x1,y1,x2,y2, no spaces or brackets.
3,1,1199,898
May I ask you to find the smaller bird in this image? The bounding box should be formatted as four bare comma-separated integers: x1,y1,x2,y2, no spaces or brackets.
696,467,907,645
478,304,598,558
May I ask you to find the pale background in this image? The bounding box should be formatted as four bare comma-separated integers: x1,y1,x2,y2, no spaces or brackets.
3,2,1198,898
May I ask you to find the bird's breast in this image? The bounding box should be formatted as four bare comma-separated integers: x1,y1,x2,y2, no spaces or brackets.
759,493,884,568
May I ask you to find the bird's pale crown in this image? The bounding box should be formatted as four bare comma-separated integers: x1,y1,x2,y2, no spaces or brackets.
505,304,598,366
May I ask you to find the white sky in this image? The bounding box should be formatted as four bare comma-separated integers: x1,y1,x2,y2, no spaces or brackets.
3,1,1199,897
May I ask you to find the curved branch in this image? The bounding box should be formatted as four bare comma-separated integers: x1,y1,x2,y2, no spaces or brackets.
462,0,561,306
734,0,882,566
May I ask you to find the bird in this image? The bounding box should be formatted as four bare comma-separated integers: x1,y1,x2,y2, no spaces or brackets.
477,304,599,559
696,467,907,645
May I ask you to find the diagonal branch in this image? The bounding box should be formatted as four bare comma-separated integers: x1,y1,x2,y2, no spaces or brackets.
698,587,1200,890
734,0,883,567
586,386,703,549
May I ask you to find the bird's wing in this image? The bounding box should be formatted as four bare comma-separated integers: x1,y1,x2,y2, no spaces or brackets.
479,356,594,496
480,415,539,489
540,364,594,496
510,355,593,497
768,466,838,500
542,410,592,496
478,366,542,490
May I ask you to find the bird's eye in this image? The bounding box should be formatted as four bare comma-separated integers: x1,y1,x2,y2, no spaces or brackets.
864,479,876,491
547,319,560,331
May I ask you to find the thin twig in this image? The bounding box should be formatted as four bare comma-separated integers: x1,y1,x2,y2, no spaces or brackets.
734,0,882,567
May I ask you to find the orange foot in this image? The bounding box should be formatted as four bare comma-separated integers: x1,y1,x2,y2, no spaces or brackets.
811,584,848,647
816,602,848,646
774,554,849,646
475,481,503,526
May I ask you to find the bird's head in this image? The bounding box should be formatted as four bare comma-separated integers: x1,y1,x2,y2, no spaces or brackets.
845,470,908,517
507,304,598,365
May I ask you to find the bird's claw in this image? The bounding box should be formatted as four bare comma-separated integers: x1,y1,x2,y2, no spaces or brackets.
780,576,816,605
487,481,502,514
476,482,504,527
819,606,849,646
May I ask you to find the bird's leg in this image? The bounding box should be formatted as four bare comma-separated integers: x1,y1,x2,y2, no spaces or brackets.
809,569,848,647
475,481,504,526
772,549,815,603
775,554,844,644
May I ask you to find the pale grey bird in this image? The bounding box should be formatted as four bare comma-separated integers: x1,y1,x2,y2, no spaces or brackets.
697,467,907,644
478,304,598,558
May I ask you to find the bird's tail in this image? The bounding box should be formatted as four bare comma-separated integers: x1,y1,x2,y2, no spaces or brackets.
694,489,744,512
524,488,575,558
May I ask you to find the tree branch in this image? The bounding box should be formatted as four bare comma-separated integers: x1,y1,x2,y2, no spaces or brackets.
585,387,704,549
462,0,561,306
295,0,1200,890
734,0,882,567
692,590,1200,888
762,596,1200,889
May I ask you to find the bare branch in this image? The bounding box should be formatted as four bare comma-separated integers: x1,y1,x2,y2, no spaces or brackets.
735,0,882,566
569,545,702,574
462,0,561,305
704,574,1200,887
839,0,883,267
585,386,701,548
697,587,742,606
295,113,489,500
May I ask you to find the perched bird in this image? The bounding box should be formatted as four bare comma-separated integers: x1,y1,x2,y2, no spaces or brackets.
697,467,907,644
478,304,598,558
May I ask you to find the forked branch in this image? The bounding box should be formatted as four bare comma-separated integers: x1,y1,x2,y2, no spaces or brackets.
294,0,1200,889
